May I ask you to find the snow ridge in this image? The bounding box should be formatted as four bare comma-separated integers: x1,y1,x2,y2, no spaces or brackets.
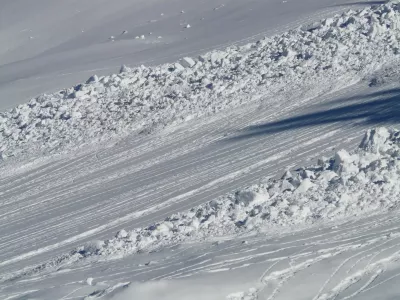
4,126,400,282
81,127,400,257
2,2,400,160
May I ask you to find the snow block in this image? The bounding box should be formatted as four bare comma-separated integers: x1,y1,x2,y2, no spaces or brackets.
173,63,185,72
181,57,196,68
86,75,99,84
359,127,391,153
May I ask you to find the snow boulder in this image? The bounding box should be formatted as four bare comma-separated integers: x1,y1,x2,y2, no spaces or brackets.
359,127,392,153
86,75,99,84
75,240,105,257
235,188,269,207
181,57,196,68
116,229,128,239
294,178,315,194
333,149,358,175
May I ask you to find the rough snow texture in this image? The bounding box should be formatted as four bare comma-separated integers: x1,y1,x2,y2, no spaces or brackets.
227,288,258,300
2,2,400,160
5,126,400,281
81,127,400,256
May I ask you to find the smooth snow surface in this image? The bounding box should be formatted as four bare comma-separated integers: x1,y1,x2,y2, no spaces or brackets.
2,1,400,300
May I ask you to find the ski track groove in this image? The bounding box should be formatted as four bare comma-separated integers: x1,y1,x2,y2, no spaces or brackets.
2,71,400,299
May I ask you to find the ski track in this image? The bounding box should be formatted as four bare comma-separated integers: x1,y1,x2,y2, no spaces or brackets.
2,2,400,298
4,211,400,299
0,84,372,266
1,79,400,298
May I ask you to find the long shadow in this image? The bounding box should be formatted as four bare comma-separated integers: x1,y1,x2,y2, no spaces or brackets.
227,88,400,141
331,1,387,7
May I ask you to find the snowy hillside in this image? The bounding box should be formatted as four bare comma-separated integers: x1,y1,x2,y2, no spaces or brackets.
2,127,400,299
2,2,400,161
2,1,400,300
0,0,378,108
4,127,400,274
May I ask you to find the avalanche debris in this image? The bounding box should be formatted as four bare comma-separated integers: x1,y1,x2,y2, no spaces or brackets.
1,2,400,161
93,127,400,258
6,126,400,280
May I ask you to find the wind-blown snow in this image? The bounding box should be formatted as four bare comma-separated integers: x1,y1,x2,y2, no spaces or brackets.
4,126,400,283
1,2,400,161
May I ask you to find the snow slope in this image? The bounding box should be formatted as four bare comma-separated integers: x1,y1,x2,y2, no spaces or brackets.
0,0,384,108
111,211,400,300
1,75,400,298
2,1,400,161
2,1,400,299
3,126,400,299
5,127,400,276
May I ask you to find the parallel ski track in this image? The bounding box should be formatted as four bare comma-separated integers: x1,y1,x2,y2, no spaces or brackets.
1,82,400,299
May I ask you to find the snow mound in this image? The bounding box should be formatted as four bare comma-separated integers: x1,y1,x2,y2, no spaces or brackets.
6,126,400,281
2,2,400,160
90,280,256,300
89,127,400,258
84,282,130,299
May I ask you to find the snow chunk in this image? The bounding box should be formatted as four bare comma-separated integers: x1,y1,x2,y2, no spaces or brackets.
76,240,105,257
333,149,359,176
359,127,391,153
173,63,185,72
3,2,400,163
181,57,196,68
23,127,400,272
86,75,99,83
235,189,269,206
119,65,131,73
116,229,128,239
295,178,314,194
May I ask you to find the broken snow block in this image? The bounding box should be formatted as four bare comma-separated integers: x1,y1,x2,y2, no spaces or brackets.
280,179,294,192
210,51,227,65
359,127,390,153
198,55,207,62
333,149,352,172
181,57,196,68
120,65,131,73
294,178,314,194
116,229,128,238
86,75,99,84
173,63,185,72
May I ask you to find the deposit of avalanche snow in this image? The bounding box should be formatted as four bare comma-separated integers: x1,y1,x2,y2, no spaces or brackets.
2,2,400,160
4,126,400,282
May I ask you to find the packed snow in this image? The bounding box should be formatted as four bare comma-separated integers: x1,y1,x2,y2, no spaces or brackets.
0,0,372,108
3,1,400,300
2,2,400,161
4,126,400,286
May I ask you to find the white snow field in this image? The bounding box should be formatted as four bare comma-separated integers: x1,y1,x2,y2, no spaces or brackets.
0,0,386,109
1,0,400,161
2,1,400,300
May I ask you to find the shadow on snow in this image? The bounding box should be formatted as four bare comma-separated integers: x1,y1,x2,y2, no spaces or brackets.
330,1,387,7
226,87,400,142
